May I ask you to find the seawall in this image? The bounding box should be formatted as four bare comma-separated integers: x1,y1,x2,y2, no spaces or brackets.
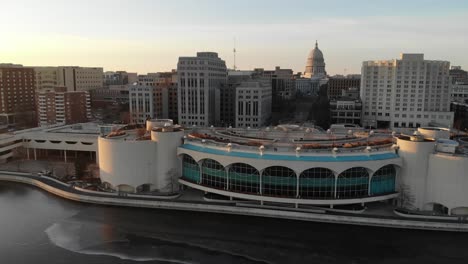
1,172,468,232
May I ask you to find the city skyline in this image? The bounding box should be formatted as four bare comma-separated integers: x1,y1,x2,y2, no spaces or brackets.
1,0,468,74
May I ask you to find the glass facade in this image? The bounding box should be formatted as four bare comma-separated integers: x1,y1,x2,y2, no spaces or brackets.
228,163,260,194
201,159,226,189
370,165,396,195
181,154,397,201
299,168,335,198
262,166,297,198
336,167,369,199
182,154,200,183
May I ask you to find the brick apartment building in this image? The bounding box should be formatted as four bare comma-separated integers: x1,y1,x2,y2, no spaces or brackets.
37,86,91,126
0,64,36,126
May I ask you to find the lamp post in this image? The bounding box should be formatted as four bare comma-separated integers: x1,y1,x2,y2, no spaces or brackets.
367,130,374,146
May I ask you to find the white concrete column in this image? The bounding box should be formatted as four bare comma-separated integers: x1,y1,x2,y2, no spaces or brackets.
198,161,203,184
33,148,37,160
334,173,338,198
225,166,229,191
368,171,374,196
296,174,300,198
64,150,67,163
259,170,263,195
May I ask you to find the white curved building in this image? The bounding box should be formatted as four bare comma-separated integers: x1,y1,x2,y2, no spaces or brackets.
93,122,468,216
396,128,468,215
98,120,184,193
178,127,401,206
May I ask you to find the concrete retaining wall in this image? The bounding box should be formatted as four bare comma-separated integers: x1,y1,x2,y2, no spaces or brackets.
1,173,468,232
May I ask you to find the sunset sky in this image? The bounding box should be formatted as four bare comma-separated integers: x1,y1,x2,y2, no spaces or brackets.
1,0,467,74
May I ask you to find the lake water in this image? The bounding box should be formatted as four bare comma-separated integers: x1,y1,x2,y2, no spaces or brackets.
1,182,468,264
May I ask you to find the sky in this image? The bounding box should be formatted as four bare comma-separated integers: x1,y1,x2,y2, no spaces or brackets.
1,0,468,75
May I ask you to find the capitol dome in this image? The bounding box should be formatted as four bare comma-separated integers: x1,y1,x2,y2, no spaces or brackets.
304,41,326,78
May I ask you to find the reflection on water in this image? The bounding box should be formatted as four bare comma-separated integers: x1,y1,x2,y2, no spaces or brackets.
2,182,468,264
45,218,269,263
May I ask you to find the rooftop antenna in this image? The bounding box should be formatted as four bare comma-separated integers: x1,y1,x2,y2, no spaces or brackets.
233,37,237,71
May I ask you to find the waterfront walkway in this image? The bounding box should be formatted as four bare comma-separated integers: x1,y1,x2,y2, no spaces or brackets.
1,171,468,232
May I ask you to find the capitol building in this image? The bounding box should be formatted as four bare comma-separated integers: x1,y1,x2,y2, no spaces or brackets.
304,41,326,78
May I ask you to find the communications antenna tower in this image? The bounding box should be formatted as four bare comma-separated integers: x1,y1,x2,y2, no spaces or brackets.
233,37,237,70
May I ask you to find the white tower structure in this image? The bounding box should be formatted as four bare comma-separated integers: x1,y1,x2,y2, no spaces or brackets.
177,52,227,126
304,41,326,78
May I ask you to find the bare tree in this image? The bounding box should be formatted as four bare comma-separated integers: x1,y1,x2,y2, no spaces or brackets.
165,168,179,194
397,184,415,210
12,147,26,172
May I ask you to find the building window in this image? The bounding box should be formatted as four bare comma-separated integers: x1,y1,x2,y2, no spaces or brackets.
370,165,396,195
299,168,335,199
262,166,297,198
229,163,260,194
336,167,369,199
181,154,200,183
201,159,226,189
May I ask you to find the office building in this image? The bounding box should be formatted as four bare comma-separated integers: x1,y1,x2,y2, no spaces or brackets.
451,83,468,103
361,54,454,129
129,85,155,124
218,71,256,127
177,52,227,126
330,88,362,125
328,75,361,99
235,80,272,128
35,66,103,92
449,66,468,84
254,67,295,112
104,71,137,86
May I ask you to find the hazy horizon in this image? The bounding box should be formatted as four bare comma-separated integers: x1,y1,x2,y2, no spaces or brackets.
1,0,468,75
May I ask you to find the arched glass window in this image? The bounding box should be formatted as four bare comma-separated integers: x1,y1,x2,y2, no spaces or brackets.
229,163,260,194
262,166,297,198
182,154,200,183
336,167,369,199
370,165,396,195
201,159,226,189
299,168,335,199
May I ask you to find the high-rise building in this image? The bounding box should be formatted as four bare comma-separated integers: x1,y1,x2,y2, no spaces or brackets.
361,54,454,129
177,52,227,126
0,64,36,125
254,67,295,110
218,70,256,127
304,41,326,78
327,75,361,99
35,66,103,92
129,71,179,124
37,87,91,126
235,80,272,128
129,85,154,124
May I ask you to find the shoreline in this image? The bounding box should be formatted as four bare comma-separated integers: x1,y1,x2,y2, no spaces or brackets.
1,171,468,232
